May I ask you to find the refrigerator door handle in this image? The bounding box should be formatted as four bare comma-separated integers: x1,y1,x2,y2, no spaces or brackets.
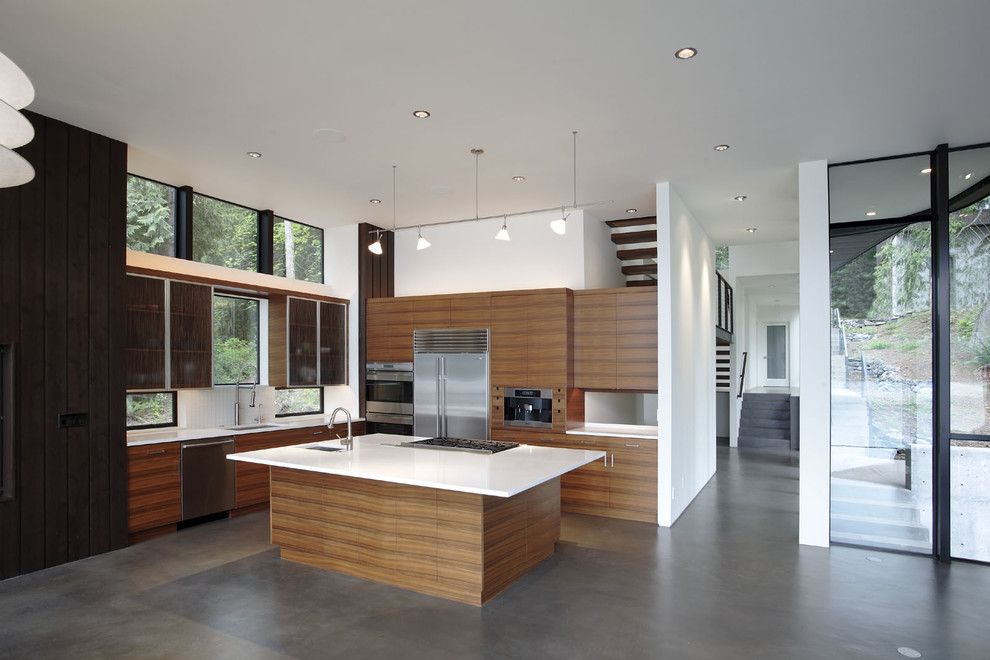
435,356,441,438
440,356,447,438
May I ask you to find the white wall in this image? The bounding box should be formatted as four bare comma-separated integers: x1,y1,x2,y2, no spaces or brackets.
723,241,799,279
393,210,622,296
323,224,361,414
657,182,717,527
798,160,831,548
582,211,627,289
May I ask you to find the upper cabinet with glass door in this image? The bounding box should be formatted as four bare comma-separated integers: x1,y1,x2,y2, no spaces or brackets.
268,295,347,388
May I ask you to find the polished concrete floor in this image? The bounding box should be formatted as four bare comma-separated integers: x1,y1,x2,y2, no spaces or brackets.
2,447,988,659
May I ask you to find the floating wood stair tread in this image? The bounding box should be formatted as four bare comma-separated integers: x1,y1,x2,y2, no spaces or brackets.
606,216,657,228
626,280,657,287
616,247,657,261
622,263,657,275
611,230,657,245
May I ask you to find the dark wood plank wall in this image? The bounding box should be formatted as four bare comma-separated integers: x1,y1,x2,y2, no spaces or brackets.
0,112,128,579
357,223,394,415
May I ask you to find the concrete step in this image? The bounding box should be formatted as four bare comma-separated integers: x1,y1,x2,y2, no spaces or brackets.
737,434,791,449
830,513,931,543
830,497,922,524
829,530,932,553
741,402,790,415
739,427,791,441
739,419,791,433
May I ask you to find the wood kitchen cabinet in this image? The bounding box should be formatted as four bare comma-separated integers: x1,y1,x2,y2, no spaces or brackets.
233,422,365,509
319,301,347,385
125,274,166,390
127,441,181,535
574,288,657,391
491,290,570,388
490,428,657,523
169,281,213,389
270,295,348,387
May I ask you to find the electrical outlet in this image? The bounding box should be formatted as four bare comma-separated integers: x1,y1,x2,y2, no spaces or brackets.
57,412,88,429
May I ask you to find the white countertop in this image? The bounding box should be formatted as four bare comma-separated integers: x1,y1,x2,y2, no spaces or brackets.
126,414,365,447
227,433,606,498
566,423,658,440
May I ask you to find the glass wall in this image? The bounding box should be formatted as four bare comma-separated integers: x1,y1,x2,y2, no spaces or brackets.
274,216,324,283
212,294,260,385
948,145,990,561
192,194,259,272
828,155,934,553
126,175,176,256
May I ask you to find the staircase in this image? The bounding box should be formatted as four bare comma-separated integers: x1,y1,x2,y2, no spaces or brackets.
607,216,657,287
738,392,792,449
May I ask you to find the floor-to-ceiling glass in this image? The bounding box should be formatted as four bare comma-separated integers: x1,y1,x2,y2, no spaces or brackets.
828,155,934,552
948,145,990,561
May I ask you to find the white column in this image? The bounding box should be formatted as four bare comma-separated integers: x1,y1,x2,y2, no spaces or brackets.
798,160,831,547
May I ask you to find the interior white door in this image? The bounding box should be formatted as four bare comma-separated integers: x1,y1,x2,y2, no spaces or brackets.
760,322,789,387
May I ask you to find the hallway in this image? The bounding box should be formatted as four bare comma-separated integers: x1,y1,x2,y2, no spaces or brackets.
1,448,987,659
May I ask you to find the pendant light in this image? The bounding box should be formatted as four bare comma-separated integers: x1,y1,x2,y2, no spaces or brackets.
495,215,510,241
416,226,431,250
368,229,383,255
0,50,35,188
551,131,578,235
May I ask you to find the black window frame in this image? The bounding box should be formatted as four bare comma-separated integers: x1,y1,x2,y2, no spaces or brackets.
274,387,325,418
273,214,326,284
212,292,263,387
125,173,325,283
125,391,178,431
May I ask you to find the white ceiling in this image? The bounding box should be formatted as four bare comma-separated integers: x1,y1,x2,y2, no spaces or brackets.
3,1,990,245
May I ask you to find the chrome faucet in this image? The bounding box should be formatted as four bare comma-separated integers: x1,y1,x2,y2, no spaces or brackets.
328,407,353,450
234,371,257,426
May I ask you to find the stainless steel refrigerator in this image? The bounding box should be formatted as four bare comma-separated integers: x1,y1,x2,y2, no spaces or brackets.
413,328,489,440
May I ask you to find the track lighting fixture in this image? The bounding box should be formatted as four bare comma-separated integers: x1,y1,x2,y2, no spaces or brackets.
550,207,568,235
368,230,383,254
416,227,431,250
495,216,510,241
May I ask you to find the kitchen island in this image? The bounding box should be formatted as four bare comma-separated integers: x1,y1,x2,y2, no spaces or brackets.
228,433,605,605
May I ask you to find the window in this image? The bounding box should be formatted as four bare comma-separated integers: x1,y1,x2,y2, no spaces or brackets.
126,392,177,429
274,216,324,283
126,175,176,256
213,294,260,385
192,194,259,272
275,388,324,417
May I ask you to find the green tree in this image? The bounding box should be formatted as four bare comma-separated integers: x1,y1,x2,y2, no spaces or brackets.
831,247,877,318
126,176,175,255
192,195,259,271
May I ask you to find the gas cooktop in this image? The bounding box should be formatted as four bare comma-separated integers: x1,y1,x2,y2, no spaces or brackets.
401,437,520,454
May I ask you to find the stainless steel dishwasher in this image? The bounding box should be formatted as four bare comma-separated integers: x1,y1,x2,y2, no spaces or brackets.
181,437,236,521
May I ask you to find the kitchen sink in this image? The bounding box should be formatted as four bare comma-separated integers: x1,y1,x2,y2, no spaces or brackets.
307,445,344,452
228,423,283,431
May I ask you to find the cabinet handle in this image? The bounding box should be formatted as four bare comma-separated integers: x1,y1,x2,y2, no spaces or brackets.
146,449,166,456
312,431,323,435
610,452,615,468
624,443,640,448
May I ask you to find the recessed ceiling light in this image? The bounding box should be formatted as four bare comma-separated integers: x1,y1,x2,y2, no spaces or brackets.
829,249,835,254
734,195,747,202
866,210,878,217
674,47,697,60
369,198,381,204
512,175,526,182
413,110,431,118
714,144,730,152
626,208,638,214
246,151,262,158
897,648,922,659
963,172,974,180
746,227,757,233
920,168,932,174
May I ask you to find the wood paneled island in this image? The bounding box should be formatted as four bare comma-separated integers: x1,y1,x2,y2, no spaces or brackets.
229,434,604,605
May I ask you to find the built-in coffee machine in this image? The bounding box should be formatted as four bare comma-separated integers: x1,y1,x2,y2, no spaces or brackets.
502,387,554,429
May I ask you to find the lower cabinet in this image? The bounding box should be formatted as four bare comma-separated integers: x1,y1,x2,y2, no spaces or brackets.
492,429,657,523
233,422,365,510
127,442,181,535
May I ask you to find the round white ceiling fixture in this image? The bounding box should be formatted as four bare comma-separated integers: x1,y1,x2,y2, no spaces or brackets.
0,145,35,187
312,128,347,143
512,175,525,182
626,208,638,214
369,198,381,204
920,168,932,174
0,51,34,110
713,144,730,152
246,151,262,158
734,195,747,202
674,47,697,60
746,227,757,233
0,98,33,148
865,210,878,216
412,110,431,118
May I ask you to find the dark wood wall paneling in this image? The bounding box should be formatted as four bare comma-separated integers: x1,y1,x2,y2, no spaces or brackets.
357,223,394,415
0,112,128,579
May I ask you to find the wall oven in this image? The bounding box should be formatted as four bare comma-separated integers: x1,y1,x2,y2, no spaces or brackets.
366,362,414,435
503,387,554,429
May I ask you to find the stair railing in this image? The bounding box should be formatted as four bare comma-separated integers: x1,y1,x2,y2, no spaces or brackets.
737,351,748,399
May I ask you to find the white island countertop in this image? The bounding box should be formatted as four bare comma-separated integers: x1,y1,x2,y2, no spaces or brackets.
228,433,606,498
